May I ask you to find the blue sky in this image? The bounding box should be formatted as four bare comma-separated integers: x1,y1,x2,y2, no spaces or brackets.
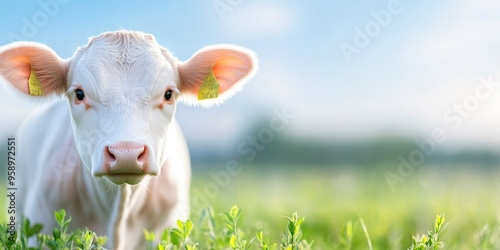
1,0,500,151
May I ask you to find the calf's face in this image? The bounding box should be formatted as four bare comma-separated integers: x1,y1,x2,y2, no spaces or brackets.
0,31,257,185
68,35,179,185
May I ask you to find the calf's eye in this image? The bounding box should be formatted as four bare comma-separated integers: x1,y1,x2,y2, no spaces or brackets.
164,90,173,101
75,89,85,101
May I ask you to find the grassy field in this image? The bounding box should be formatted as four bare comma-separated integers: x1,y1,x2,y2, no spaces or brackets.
190,165,500,249
2,165,500,249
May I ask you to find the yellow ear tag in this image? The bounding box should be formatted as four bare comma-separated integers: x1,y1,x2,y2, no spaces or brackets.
28,69,44,96
197,71,219,100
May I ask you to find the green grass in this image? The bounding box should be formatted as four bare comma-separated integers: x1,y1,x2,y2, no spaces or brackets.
2,165,500,249
0,205,448,250
1,209,107,249
190,165,500,249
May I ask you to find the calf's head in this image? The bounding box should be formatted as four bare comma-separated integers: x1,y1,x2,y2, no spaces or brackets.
0,31,257,185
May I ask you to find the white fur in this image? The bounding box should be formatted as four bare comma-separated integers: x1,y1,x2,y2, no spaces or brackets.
1,30,257,249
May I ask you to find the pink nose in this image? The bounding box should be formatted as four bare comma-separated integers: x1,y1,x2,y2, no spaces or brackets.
104,141,150,175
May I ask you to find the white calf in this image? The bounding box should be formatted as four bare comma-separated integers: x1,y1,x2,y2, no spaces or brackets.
0,30,257,249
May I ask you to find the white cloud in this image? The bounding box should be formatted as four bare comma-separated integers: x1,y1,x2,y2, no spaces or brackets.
220,2,297,38
403,1,500,68
382,1,500,147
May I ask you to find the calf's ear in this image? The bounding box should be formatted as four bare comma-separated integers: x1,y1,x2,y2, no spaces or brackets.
178,44,258,107
0,42,67,100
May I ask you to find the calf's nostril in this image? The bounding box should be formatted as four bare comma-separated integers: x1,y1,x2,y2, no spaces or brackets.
102,143,151,175
105,144,148,165
105,146,116,162
137,146,147,163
